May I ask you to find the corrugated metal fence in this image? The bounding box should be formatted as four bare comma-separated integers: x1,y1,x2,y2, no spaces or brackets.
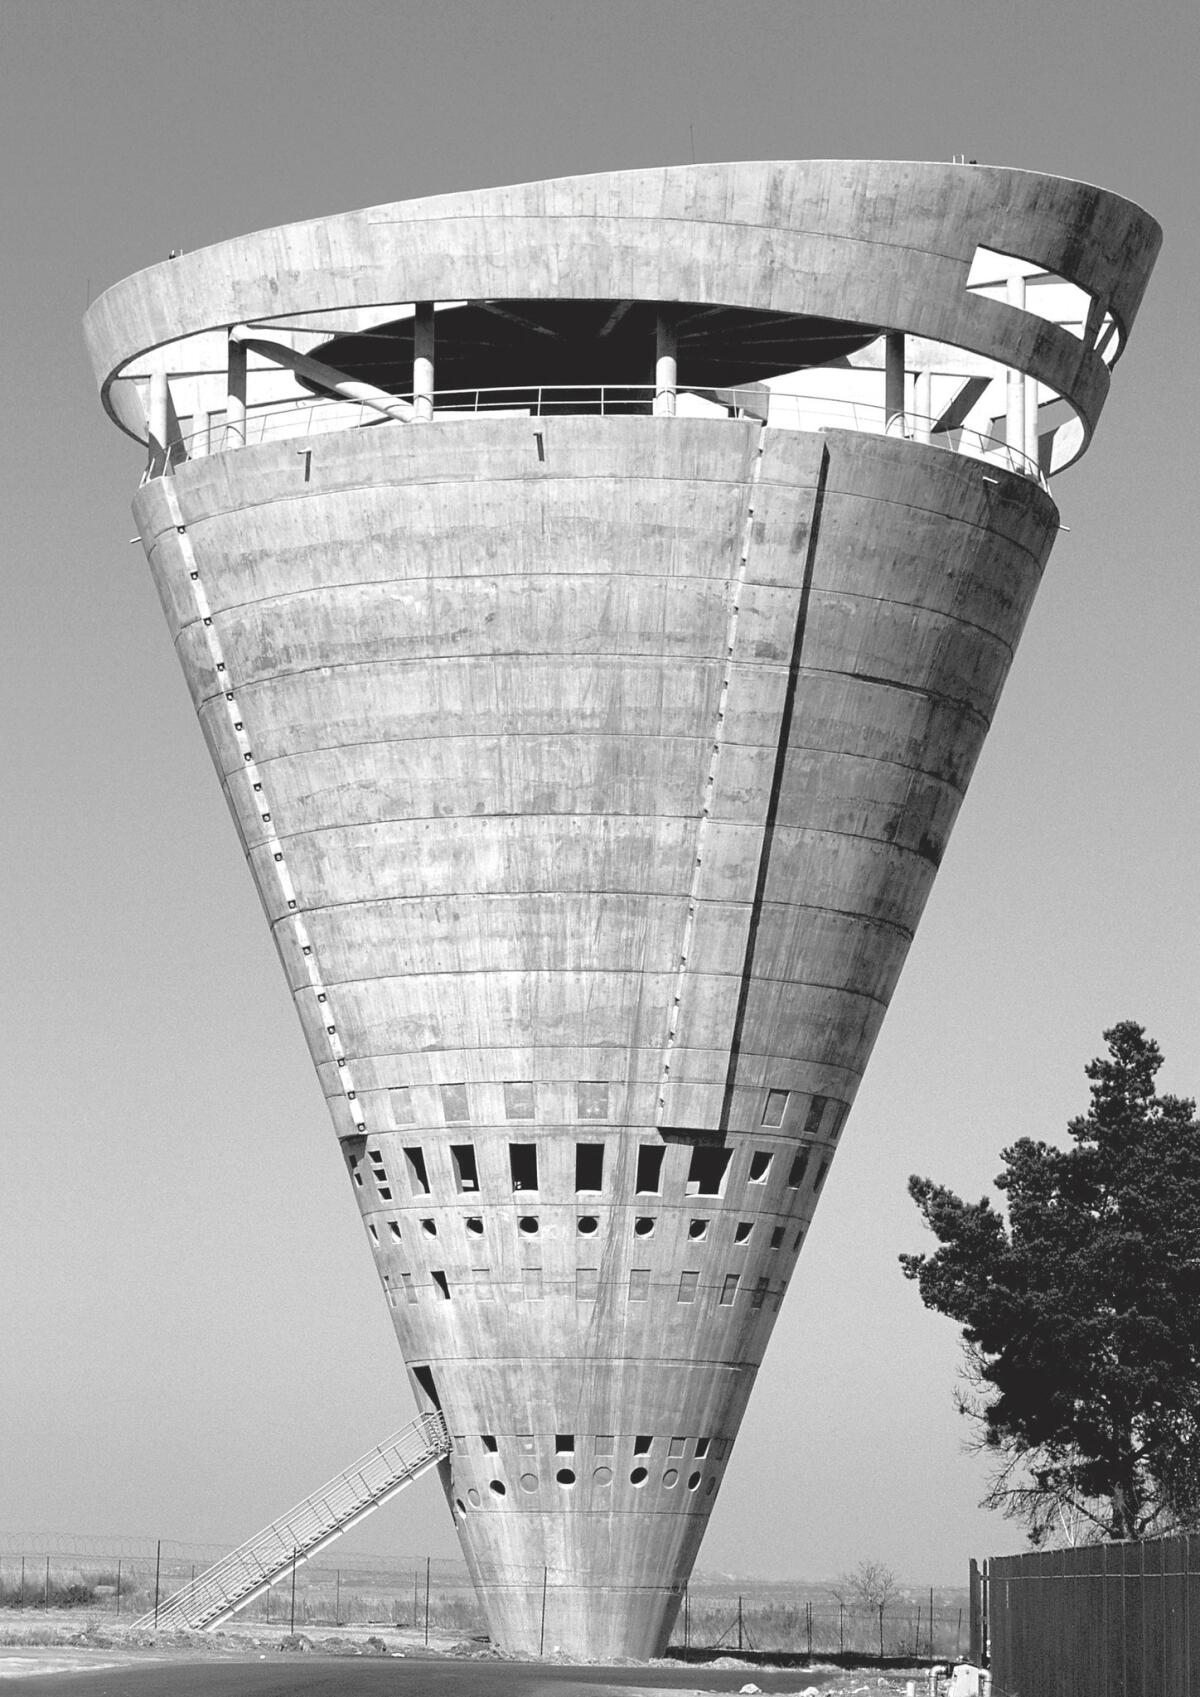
987,1534,1200,1697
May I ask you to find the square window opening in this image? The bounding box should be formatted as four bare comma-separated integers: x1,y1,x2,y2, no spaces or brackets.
762,1089,789,1127
633,1435,653,1455
595,1434,615,1455
451,1143,479,1192
686,1145,731,1197
509,1143,539,1192
575,1142,605,1192
482,1435,498,1453
635,1145,666,1195
404,1146,430,1195
667,1437,687,1459
556,1434,575,1453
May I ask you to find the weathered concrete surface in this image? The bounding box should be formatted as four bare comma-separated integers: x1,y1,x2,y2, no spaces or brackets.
90,162,1159,1661
131,415,1056,1656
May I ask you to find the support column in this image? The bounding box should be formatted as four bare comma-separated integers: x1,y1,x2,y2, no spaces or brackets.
913,369,933,444
413,303,435,423
1006,275,1026,469
148,369,169,475
655,310,677,417
884,331,905,436
227,331,247,449
1023,374,1040,475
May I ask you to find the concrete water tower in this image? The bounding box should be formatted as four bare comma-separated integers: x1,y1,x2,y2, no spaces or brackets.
84,161,1158,1658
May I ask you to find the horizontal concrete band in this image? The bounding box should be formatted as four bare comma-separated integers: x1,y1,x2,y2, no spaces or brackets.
87,161,1160,447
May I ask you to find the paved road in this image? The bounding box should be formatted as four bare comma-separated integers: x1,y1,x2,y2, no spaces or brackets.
0,1652,852,1696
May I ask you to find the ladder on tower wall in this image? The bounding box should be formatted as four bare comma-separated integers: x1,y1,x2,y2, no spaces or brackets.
135,1410,451,1632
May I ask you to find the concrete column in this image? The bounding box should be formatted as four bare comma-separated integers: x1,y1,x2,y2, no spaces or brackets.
148,369,169,475
1023,375,1040,475
1006,275,1026,469
914,369,933,444
227,331,247,449
654,311,677,417
884,331,905,436
413,303,435,423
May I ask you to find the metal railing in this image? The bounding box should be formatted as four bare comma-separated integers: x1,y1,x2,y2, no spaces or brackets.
134,1410,450,1632
147,382,1046,488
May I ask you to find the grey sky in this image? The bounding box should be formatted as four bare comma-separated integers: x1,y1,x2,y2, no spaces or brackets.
2,0,1196,1583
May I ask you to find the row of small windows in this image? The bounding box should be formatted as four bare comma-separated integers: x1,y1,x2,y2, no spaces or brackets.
384,1082,845,1133
457,1466,714,1509
350,1141,828,1202
456,1432,722,1459
385,1266,786,1307
368,1214,800,1251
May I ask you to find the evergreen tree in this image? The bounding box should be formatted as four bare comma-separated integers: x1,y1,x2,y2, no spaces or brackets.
902,1023,1200,1542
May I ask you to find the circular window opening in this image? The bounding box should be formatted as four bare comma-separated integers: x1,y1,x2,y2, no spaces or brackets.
634,1217,655,1236
489,1479,507,1497
519,1216,539,1234
466,1217,484,1235
688,1219,708,1239
663,1469,679,1488
630,1466,648,1486
577,1216,598,1235
520,1473,539,1493
556,1468,577,1487
593,1466,613,1486
687,1470,701,1490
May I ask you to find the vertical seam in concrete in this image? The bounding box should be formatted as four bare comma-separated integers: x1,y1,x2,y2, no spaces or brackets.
655,425,767,1127
717,442,830,1135
158,480,367,1136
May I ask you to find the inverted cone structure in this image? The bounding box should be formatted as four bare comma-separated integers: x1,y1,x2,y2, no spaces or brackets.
85,161,1158,1658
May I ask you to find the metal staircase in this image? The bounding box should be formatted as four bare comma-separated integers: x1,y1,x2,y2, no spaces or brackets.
136,1410,451,1631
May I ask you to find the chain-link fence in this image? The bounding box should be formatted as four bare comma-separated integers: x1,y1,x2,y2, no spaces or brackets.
0,1538,966,1658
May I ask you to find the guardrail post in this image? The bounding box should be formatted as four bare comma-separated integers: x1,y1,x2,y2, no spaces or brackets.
413,304,435,423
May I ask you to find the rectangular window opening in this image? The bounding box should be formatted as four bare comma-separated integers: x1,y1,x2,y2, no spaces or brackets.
695,1437,710,1458
504,1080,535,1120
509,1143,539,1192
387,1220,402,1241
389,1086,413,1126
686,1145,731,1197
751,1276,769,1310
450,1143,479,1192
762,1089,789,1127
440,1082,470,1123
787,1150,811,1189
522,1265,543,1301
575,1142,605,1192
748,1150,772,1183
769,1225,785,1249
367,1223,378,1242
472,1267,493,1299
404,1146,430,1195
677,1270,699,1303
576,1267,599,1300
719,1273,740,1306
635,1145,666,1195
401,1271,416,1303
482,1435,498,1453
803,1094,829,1138
813,1158,830,1194
628,1268,650,1301
431,1270,450,1301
